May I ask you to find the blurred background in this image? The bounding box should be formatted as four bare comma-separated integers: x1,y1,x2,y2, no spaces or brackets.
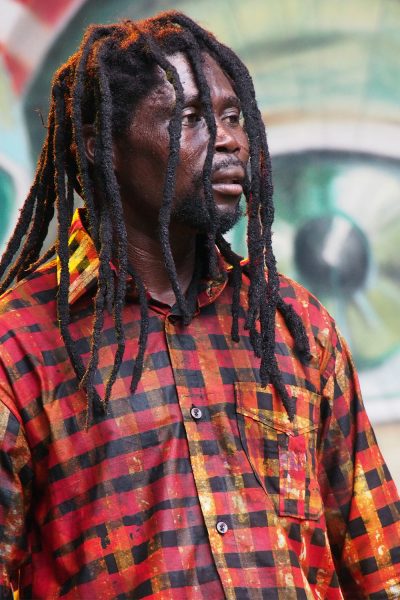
0,0,399,483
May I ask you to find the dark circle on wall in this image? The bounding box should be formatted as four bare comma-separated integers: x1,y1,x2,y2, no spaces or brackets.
0,167,16,247
294,214,371,297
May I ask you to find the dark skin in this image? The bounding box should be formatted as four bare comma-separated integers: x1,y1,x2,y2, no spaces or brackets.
84,53,249,305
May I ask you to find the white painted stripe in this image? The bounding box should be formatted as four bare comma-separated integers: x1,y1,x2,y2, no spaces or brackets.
6,9,50,70
1,0,86,89
0,0,27,43
268,120,400,160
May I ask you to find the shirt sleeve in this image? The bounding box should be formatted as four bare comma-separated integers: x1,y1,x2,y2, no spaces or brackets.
0,362,33,599
318,328,400,599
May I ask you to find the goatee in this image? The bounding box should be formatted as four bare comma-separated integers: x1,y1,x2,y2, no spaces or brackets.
171,158,246,235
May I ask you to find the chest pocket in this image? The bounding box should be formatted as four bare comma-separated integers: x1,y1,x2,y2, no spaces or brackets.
235,381,323,521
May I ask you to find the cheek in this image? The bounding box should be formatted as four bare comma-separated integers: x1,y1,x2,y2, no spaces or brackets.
176,133,208,183
181,127,209,160
238,131,250,161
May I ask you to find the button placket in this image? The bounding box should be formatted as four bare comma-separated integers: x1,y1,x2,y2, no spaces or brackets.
164,318,239,596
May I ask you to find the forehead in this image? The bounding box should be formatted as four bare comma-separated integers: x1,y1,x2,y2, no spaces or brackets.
168,52,235,97
143,52,237,106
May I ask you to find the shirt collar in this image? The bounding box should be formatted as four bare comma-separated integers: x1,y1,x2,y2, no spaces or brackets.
56,208,232,308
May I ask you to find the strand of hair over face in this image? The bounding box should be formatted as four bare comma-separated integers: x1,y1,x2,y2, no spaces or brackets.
0,12,311,423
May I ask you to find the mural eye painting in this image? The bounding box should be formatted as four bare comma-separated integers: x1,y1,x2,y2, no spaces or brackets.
264,152,400,372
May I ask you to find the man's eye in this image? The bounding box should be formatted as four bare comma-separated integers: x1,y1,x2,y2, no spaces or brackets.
182,110,202,126
224,112,242,126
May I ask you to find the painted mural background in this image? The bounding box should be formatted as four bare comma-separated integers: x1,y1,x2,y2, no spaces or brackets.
1,0,399,474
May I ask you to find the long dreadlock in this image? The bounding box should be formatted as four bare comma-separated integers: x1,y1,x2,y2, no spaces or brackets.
0,11,311,423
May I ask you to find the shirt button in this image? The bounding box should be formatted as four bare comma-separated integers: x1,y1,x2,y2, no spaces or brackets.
216,521,228,535
190,406,202,420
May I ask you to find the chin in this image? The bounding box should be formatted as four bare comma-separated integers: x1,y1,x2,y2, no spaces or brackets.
214,202,239,230
171,191,243,236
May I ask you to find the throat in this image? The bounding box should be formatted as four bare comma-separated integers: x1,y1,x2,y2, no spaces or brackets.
126,233,197,307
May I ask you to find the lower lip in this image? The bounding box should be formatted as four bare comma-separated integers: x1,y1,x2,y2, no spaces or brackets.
212,183,243,196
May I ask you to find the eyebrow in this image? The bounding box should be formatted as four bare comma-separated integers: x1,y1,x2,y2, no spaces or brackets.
183,93,201,106
183,93,241,109
223,95,241,109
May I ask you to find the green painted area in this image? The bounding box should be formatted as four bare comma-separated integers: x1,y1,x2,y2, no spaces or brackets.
0,169,15,248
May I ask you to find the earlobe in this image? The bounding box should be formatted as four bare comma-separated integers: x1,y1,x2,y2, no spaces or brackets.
82,124,96,165
82,124,118,171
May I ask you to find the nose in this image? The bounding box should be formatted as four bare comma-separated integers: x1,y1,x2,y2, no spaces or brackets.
215,119,240,154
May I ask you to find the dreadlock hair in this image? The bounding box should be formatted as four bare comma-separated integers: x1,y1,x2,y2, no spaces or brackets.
0,11,311,423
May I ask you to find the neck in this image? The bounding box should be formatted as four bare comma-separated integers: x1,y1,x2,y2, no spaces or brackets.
125,222,197,306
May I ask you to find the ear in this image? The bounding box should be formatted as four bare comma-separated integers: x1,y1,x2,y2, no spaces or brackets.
82,124,96,166
82,124,118,170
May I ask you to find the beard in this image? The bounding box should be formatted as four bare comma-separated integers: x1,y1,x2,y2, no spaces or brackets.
171,159,246,235
171,187,243,234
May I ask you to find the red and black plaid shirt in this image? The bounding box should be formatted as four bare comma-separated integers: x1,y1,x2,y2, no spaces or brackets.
1,209,399,599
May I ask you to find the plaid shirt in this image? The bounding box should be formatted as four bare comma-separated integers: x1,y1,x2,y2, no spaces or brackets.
0,209,399,599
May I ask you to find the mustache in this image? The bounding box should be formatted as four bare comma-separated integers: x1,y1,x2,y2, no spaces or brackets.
211,156,247,175
190,157,250,194
210,157,250,197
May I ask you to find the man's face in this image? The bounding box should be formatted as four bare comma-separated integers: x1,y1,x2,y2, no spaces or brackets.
113,52,249,237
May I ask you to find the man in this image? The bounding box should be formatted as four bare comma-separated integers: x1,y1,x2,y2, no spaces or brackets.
0,11,399,599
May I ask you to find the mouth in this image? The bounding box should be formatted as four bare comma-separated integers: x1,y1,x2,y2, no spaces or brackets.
211,167,245,197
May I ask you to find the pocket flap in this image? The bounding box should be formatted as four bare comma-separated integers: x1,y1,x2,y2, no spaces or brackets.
235,381,320,435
